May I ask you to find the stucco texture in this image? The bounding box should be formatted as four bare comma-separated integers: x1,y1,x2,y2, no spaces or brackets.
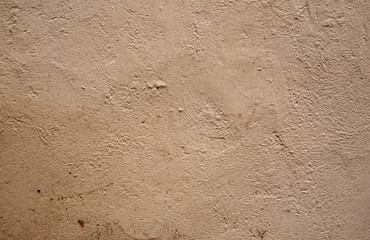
0,0,369,239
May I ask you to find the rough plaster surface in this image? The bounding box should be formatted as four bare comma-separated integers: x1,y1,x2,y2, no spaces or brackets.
0,0,369,239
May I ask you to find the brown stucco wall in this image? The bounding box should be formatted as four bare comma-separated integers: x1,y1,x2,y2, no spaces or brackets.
0,0,369,239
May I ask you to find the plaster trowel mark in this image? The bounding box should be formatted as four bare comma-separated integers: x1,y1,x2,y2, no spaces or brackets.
57,182,113,201
273,130,287,148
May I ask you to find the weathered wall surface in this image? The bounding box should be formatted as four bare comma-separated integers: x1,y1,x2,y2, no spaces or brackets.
0,0,369,239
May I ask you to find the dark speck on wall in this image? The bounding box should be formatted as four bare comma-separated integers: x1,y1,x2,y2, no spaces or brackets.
77,219,85,228
37,189,40,193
